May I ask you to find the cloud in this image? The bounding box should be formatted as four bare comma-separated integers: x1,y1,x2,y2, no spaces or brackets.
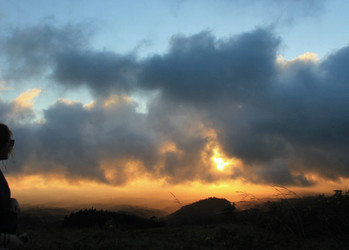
7,97,157,183
139,29,279,104
213,45,349,183
52,50,138,97
0,23,138,97
5,94,220,185
2,23,349,187
138,27,349,185
0,24,91,81
14,88,41,108
0,90,37,124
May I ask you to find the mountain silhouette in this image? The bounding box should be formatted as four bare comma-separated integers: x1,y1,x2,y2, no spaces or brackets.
165,197,235,225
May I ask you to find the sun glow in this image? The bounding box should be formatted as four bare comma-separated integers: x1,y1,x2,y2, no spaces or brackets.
210,145,244,173
211,147,230,171
213,157,228,171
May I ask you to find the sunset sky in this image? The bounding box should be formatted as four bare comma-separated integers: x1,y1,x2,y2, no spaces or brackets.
1,0,349,209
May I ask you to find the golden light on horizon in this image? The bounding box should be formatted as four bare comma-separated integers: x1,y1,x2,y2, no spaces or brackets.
7,172,349,211
8,173,270,207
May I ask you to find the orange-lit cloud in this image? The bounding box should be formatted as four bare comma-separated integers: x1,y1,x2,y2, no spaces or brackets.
104,94,132,107
277,52,319,67
14,88,41,108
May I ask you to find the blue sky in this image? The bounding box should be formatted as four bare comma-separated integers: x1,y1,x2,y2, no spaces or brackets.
1,0,349,203
2,0,348,59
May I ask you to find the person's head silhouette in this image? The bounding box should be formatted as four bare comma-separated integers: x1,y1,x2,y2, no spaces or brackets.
0,123,14,160
0,124,24,248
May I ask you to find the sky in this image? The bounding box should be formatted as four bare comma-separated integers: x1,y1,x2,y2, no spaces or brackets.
1,0,349,209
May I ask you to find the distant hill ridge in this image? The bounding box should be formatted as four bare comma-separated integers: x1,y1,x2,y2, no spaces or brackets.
166,197,235,225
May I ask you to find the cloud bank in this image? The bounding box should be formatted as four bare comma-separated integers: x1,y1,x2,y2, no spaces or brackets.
1,23,349,187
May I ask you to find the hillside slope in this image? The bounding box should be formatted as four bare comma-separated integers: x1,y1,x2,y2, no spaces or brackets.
165,197,235,225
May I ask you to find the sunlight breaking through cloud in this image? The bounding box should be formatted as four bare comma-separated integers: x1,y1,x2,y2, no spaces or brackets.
1,22,349,190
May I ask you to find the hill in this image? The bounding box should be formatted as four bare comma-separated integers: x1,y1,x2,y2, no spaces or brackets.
165,197,235,225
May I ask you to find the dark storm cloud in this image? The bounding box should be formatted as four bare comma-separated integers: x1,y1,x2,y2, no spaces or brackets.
139,29,279,104
0,24,89,80
144,94,216,184
0,101,15,121
254,162,313,187
52,50,138,96
138,28,349,185
136,28,316,185
1,24,138,96
6,96,214,184
8,99,159,184
0,99,35,124
213,48,349,183
2,23,349,186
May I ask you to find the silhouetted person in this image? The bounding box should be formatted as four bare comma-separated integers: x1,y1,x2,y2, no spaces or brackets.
0,123,23,248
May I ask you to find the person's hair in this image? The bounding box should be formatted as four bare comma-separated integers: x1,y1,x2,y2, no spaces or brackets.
0,123,12,147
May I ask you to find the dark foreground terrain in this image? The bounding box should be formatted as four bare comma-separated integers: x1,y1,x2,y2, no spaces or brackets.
18,190,349,249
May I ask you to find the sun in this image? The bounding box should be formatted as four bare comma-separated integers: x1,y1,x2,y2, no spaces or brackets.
211,147,230,171
210,145,242,172
213,157,228,171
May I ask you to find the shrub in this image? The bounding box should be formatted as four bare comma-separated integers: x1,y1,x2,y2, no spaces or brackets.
62,208,164,229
